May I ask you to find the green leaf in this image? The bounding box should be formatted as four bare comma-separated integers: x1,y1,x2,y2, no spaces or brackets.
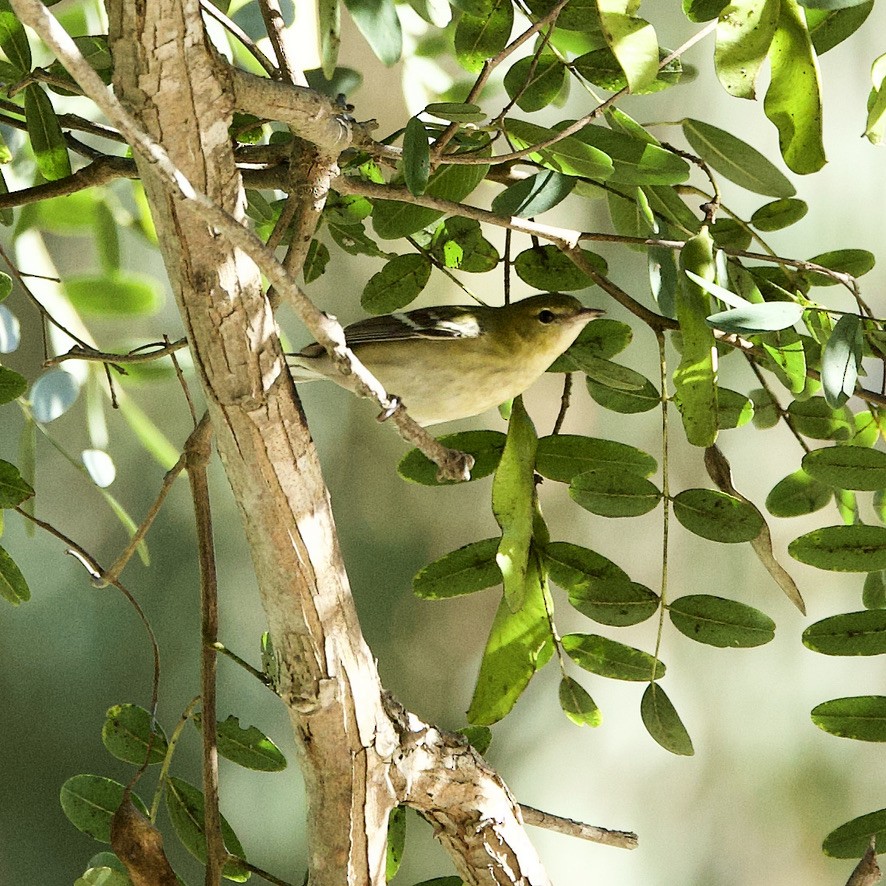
864,570,886,609
565,122,690,185
0,543,30,604
430,217,498,272
494,173,574,227
318,0,341,77
361,253,431,314
504,119,613,181
788,397,853,440
413,537,502,599
806,3,874,54
210,714,287,771
398,430,506,485
822,808,886,858
569,468,661,518
165,777,249,881
713,0,779,98
572,45,684,94
865,52,886,145
683,0,729,21
372,149,490,239
460,725,492,754
750,198,808,231
0,458,34,507
765,469,832,517
304,239,330,283
45,35,113,94
820,314,861,408
344,0,402,65
802,446,886,491
549,317,633,371
595,3,659,93
454,0,513,72
467,570,553,724
803,610,886,654
716,387,754,430
0,6,31,73
668,594,775,647
513,244,604,291
102,704,168,766
24,83,72,181
559,676,602,727
0,366,25,405
682,118,795,197
750,388,780,429
492,170,575,218
673,228,718,447
60,775,148,843
386,806,406,881
764,0,826,174
536,434,656,483
403,116,431,196
544,540,659,626
586,368,660,413
672,488,764,543
63,272,164,316
641,683,694,755
492,398,538,611
706,301,804,335
789,525,886,572
561,633,664,681
804,249,876,286
503,52,566,112
425,102,486,123
812,696,886,741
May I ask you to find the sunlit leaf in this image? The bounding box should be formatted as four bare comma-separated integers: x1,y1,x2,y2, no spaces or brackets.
641,683,694,755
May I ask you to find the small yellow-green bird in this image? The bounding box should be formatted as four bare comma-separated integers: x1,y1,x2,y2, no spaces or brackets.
288,293,603,426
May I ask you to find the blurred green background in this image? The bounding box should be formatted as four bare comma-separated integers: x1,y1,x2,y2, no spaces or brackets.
2,3,886,884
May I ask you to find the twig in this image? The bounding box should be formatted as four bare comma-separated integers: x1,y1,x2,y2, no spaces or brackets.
183,414,225,885
552,373,572,434
519,804,638,850
212,642,275,688
45,339,189,368
199,0,279,77
258,0,305,85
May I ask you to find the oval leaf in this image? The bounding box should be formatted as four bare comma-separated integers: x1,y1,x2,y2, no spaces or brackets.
803,610,886,655
569,467,662,517
559,676,602,727
398,430,506,485
165,777,249,881
820,313,861,407
0,543,30,605
586,369,659,413
706,301,804,334
102,703,168,765
0,458,34,508
491,170,575,219
30,368,81,422
561,633,664,681
403,116,430,196
812,696,886,741
789,525,886,572
765,468,832,517
672,488,764,543
668,594,775,647
211,714,287,772
24,83,72,181
802,446,886,491
536,434,656,484
64,272,165,316
60,775,148,843
413,537,502,599
513,244,604,291
751,197,808,231
361,253,431,313
504,118,613,180
823,808,886,859
641,683,694,755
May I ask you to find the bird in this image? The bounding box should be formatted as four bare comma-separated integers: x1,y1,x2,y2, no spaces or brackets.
287,292,604,426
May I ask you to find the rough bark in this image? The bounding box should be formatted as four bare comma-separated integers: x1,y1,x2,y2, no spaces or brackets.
11,0,553,882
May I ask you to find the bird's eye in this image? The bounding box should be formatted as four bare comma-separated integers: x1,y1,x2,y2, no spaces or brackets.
537,309,556,324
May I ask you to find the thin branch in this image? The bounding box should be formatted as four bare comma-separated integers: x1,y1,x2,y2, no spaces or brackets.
519,804,638,850
211,642,275,688
11,0,474,482
46,339,189,369
552,373,572,435
258,0,306,85
199,0,279,77
184,414,225,885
